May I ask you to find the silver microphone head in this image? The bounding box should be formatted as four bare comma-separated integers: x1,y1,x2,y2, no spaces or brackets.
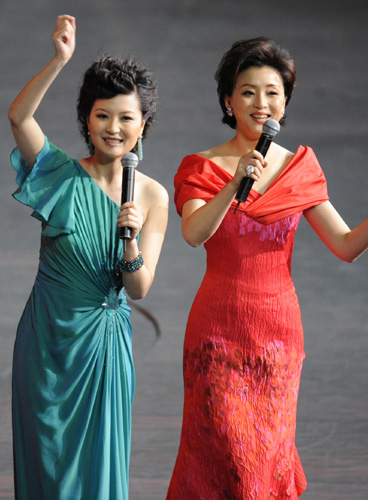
263,118,280,137
121,152,139,169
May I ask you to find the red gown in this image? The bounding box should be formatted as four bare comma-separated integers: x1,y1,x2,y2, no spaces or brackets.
166,146,329,500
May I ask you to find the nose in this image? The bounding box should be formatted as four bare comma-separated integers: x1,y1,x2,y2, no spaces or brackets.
253,93,267,109
106,117,120,134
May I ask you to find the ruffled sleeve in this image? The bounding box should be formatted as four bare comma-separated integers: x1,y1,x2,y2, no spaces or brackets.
174,154,232,216
11,136,77,237
174,147,329,225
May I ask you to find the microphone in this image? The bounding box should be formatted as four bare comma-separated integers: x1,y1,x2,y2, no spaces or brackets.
233,118,280,214
120,152,139,251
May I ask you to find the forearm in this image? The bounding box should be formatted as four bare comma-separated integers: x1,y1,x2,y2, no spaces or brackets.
8,56,67,127
122,262,153,300
9,15,75,166
119,238,152,299
305,202,368,263
117,188,168,299
182,178,239,247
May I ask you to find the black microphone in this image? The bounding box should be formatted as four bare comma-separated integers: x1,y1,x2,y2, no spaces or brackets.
233,118,280,214
120,152,139,251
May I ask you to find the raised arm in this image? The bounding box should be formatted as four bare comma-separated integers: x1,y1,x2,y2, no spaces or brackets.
8,15,76,167
304,201,368,262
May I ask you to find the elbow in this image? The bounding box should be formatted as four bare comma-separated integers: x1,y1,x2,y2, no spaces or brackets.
334,240,366,263
328,237,364,263
182,229,204,248
129,292,146,300
8,103,31,129
343,254,360,264
8,105,19,127
128,285,150,300
341,256,355,264
127,285,149,300
125,273,154,300
334,250,359,264
184,236,202,248
8,106,23,130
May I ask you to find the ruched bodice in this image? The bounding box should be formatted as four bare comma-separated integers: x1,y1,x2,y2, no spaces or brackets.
205,210,300,290
12,138,134,500
166,150,329,500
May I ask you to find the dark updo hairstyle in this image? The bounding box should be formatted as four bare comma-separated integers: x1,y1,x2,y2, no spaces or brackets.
77,55,158,154
215,37,296,129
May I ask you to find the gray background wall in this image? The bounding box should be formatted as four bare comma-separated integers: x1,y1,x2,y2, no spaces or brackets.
0,1,367,498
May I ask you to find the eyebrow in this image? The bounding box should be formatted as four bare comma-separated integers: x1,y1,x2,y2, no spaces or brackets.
238,82,282,89
94,108,138,114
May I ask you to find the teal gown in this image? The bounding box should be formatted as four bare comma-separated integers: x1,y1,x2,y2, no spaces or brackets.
11,137,135,500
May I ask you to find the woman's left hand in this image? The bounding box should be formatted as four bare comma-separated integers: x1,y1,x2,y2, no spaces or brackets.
52,15,76,63
117,201,143,240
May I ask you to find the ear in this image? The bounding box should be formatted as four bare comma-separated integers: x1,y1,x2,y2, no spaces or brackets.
224,96,232,108
140,120,146,137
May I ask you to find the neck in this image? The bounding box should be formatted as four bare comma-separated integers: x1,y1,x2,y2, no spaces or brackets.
85,155,122,180
228,134,259,156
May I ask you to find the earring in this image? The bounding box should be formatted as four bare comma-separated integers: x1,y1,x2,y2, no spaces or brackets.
137,136,143,161
226,107,234,117
87,131,93,150
281,108,285,118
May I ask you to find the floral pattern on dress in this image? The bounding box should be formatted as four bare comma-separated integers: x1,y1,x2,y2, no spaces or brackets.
237,212,302,245
181,337,303,499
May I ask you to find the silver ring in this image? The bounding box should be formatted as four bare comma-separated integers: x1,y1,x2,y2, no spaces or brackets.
246,165,255,176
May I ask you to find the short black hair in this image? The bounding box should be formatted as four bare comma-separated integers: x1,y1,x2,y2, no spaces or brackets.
215,37,296,128
77,55,158,153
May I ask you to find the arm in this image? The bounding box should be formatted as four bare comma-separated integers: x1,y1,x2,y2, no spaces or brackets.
304,201,368,262
181,182,238,247
118,183,169,300
8,15,76,167
181,150,266,247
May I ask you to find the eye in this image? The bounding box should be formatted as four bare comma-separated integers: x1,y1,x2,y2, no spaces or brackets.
242,90,255,96
96,113,108,119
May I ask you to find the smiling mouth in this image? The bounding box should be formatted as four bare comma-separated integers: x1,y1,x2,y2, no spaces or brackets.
104,138,123,145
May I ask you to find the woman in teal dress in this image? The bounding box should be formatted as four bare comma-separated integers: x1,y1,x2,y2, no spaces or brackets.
9,15,168,500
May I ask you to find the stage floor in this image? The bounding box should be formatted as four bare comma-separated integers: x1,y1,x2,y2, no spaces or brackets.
0,1,367,498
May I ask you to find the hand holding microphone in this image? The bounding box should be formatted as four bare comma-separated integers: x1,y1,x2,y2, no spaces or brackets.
234,118,280,214
120,152,139,251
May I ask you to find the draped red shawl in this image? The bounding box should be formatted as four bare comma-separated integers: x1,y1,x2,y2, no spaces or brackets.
174,145,329,225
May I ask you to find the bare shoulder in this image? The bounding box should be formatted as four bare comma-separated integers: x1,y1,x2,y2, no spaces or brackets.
267,142,295,172
135,170,169,208
197,142,230,160
271,142,294,162
196,142,237,172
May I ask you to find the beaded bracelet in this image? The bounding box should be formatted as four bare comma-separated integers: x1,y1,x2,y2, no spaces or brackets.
117,250,144,273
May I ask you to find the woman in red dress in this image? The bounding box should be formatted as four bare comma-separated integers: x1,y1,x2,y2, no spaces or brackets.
166,37,368,499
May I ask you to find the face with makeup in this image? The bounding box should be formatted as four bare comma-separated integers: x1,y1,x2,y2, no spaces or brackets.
87,93,145,162
225,65,286,141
